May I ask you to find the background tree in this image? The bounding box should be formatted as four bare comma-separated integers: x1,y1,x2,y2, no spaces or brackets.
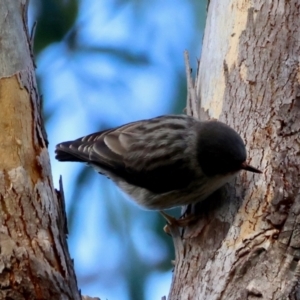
169,1,300,299
0,1,80,299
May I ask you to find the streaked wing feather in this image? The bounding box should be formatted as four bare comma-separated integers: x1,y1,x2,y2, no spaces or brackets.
56,115,197,193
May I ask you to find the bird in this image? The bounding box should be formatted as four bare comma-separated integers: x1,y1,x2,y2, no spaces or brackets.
55,114,261,211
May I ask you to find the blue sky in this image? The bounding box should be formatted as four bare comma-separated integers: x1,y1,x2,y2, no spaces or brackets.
32,0,206,299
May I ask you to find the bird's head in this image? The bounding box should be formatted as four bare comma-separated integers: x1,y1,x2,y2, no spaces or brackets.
196,121,261,177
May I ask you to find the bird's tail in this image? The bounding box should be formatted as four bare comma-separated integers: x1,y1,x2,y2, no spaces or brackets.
55,142,86,162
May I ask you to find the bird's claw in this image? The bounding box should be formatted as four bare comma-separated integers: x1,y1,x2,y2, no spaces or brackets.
160,211,196,232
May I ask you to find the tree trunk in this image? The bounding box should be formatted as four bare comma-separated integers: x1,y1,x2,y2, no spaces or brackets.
0,2,81,299
168,1,300,299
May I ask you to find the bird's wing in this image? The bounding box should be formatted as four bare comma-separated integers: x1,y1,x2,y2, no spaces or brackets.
56,115,197,193
55,120,144,166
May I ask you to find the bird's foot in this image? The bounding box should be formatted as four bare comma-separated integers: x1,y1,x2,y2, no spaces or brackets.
160,210,196,231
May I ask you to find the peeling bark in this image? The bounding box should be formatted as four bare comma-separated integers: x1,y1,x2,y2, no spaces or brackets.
0,1,81,299
169,1,300,299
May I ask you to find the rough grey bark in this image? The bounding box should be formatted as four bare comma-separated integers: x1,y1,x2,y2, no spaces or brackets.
0,1,81,299
168,1,300,299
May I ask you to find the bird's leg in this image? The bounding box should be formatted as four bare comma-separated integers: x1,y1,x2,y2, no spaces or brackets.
180,204,191,219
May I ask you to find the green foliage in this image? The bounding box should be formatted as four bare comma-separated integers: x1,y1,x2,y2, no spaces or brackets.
34,0,78,53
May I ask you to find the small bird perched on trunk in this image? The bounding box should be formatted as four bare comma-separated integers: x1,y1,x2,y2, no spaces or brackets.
55,115,261,214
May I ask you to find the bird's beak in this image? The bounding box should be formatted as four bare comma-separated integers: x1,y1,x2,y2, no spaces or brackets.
241,162,262,173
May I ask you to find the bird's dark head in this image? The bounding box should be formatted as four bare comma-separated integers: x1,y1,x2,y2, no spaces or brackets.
196,121,261,177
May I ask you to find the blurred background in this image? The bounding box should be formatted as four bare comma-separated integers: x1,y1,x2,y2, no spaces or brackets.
28,0,207,299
